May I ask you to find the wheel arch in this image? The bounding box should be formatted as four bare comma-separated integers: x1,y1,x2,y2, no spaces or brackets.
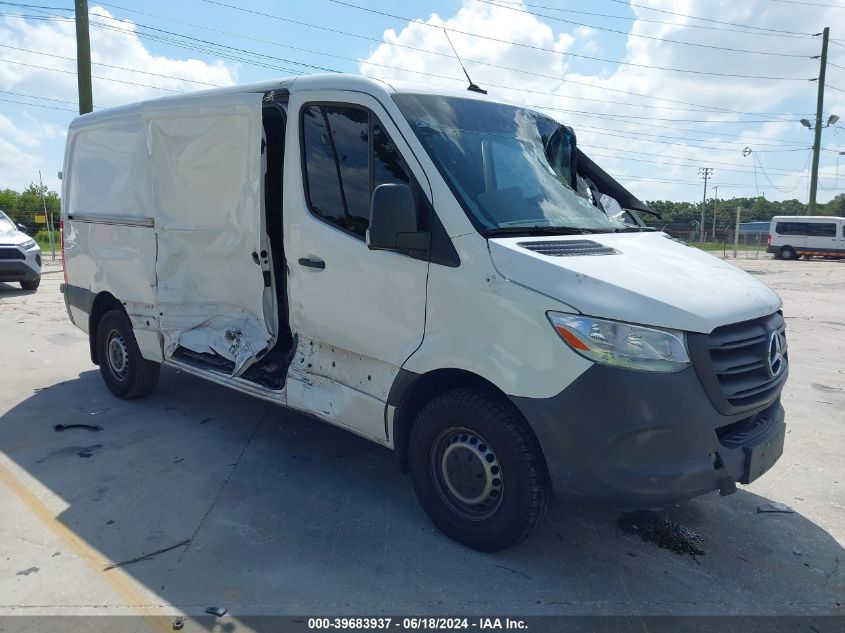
389,368,544,475
88,291,125,365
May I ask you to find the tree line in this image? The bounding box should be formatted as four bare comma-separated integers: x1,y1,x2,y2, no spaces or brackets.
0,184,61,218
643,193,845,230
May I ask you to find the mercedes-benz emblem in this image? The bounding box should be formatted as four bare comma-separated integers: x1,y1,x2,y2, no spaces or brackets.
768,331,785,378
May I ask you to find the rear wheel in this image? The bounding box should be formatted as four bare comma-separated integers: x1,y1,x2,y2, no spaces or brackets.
96,309,160,399
779,246,796,260
20,277,40,290
408,387,551,551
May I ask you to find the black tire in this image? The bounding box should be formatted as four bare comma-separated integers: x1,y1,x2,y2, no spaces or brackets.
779,246,796,260
408,387,551,552
96,309,160,399
20,277,40,290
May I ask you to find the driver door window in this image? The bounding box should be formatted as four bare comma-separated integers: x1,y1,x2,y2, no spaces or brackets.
301,104,409,240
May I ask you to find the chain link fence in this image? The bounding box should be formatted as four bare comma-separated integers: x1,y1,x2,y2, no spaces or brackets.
654,223,768,259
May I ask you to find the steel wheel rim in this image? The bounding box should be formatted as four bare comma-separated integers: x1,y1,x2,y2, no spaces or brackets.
106,329,130,381
430,427,503,521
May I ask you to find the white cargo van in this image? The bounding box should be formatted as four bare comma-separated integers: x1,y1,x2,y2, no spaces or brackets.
60,75,789,550
767,215,845,260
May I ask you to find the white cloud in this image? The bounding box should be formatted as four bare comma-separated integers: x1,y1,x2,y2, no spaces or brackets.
359,0,845,203
0,6,238,191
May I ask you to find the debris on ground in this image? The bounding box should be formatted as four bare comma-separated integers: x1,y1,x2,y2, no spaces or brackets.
205,606,227,617
53,423,102,432
103,539,191,571
172,616,186,630
757,502,795,514
616,510,705,561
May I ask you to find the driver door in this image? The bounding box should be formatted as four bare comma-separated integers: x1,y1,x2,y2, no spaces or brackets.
283,90,430,442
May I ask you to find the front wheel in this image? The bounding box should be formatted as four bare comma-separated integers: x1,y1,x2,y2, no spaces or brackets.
778,246,796,260
20,277,40,290
408,388,551,552
96,309,160,399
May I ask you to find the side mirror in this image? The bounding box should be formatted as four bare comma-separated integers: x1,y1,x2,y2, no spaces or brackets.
17,224,30,235
367,183,429,251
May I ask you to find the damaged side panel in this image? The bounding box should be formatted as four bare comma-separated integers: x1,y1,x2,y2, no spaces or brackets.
144,94,273,374
286,335,398,444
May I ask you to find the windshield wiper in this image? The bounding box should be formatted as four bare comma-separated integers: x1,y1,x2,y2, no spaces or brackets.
613,226,657,233
483,225,609,237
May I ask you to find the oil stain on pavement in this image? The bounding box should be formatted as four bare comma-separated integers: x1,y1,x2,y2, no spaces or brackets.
617,509,705,562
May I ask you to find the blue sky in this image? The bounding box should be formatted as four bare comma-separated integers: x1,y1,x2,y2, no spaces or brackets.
1,0,843,203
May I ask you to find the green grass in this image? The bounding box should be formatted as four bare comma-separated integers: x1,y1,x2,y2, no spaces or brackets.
690,241,762,253
34,229,60,252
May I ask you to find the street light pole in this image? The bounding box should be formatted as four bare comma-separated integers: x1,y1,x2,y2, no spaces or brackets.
808,26,829,215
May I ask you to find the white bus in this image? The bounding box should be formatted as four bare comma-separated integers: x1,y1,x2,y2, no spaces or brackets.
767,215,845,260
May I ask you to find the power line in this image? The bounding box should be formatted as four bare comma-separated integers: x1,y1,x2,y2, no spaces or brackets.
478,0,815,58
750,150,813,193
570,122,809,151
196,0,814,120
0,43,225,86
767,0,845,8
603,0,816,37
96,1,815,120
0,95,76,111
825,83,845,92
0,56,182,92
83,3,810,128
3,4,308,75
322,0,816,81
0,88,78,105
3,4,820,162
88,14,337,74
488,0,816,39
583,147,816,178
0,1,71,10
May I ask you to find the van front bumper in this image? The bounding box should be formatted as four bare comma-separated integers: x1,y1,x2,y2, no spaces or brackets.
510,364,786,508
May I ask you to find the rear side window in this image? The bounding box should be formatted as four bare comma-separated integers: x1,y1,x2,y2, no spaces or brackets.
775,222,808,236
302,104,409,239
806,223,836,237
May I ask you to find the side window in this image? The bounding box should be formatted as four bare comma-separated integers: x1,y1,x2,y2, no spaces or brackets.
302,105,409,239
806,223,835,237
776,222,808,236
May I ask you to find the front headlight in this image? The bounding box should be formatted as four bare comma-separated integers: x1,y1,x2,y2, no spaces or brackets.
19,239,37,250
548,312,690,373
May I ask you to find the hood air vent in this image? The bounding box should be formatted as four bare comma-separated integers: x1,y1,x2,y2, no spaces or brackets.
517,240,619,257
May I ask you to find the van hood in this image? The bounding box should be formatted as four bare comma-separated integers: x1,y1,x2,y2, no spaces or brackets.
488,231,781,333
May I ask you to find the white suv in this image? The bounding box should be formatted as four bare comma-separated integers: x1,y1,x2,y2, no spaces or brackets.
0,209,42,290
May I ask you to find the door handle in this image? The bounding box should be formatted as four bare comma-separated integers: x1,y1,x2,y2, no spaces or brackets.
298,257,325,270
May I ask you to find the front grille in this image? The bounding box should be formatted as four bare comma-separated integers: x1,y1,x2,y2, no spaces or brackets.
690,312,788,414
518,239,618,257
0,247,24,260
0,267,26,277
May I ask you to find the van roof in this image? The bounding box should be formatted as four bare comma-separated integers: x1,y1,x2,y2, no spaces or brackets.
69,73,504,129
771,216,845,221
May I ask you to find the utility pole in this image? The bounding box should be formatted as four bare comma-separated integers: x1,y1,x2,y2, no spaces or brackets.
698,167,713,243
712,185,719,242
74,0,93,114
808,26,829,215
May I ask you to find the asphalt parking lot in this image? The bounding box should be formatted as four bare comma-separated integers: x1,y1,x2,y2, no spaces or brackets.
0,257,842,625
